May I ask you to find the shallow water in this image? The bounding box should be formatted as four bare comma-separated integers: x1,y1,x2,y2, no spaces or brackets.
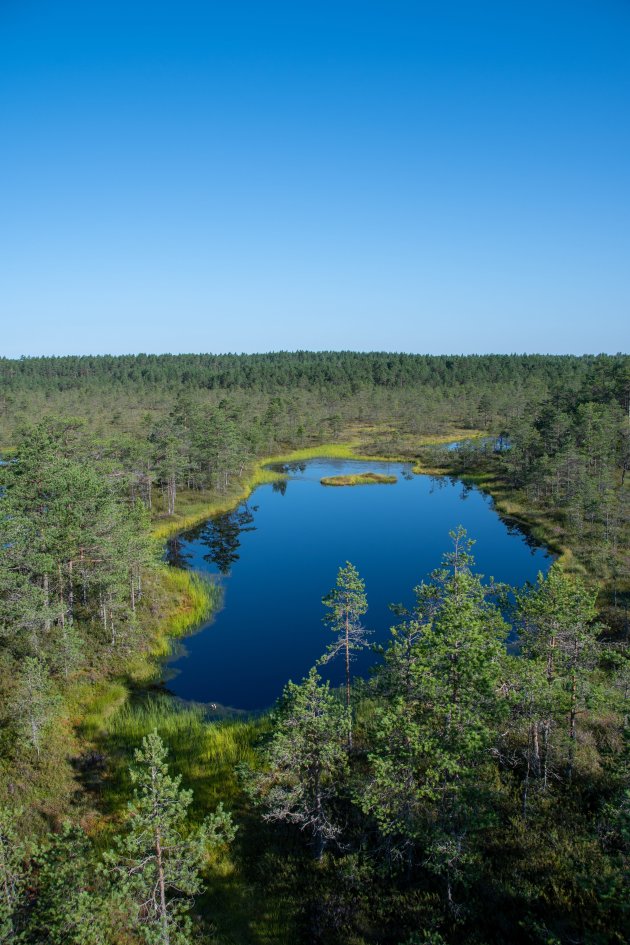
165,458,552,710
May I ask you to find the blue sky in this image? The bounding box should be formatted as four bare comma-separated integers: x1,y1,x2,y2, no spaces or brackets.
1,1,628,356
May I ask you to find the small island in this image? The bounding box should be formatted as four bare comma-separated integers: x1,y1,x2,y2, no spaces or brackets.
320,471,398,487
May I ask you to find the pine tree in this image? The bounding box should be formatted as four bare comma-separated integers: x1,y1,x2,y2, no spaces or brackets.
11,656,59,760
517,564,602,783
0,808,29,945
320,562,368,747
29,823,111,945
248,668,349,860
362,529,509,903
104,731,235,945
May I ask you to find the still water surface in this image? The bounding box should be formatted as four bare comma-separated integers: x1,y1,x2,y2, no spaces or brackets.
165,459,552,711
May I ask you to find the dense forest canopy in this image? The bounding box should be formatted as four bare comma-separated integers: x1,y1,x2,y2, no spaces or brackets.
1,351,627,394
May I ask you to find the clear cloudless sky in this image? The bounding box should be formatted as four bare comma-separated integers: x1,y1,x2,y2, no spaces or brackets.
1,0,628,356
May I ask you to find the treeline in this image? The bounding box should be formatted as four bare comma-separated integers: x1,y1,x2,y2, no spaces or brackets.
2,354,627,536
2,352,622,395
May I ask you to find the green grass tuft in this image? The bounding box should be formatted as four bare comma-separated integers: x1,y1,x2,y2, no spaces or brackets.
320,471,397,486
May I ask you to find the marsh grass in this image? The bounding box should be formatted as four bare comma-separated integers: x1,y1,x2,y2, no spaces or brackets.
146,567,222,646
72,567,221,742
151,468,286,540
320,471,397,486
97,695,268,818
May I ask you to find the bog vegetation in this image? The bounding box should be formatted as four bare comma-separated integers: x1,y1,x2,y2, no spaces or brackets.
0,352,628,944
320,472,398,485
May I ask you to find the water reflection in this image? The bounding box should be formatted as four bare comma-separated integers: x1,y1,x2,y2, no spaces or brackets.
268,461,306,476
167,504,258,574
165,458,552,709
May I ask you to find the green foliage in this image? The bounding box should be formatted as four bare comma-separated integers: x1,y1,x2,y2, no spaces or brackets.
0,807,29,944
516,564,604,784
320,561,369,711
10,656,60,761
28,823,112,945
104,730,236,945
362,530,508,876
247,668,350,860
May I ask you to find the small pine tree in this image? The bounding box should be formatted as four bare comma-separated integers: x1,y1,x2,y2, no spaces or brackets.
11,656,59,760
0,808,29,945
362,528,509,903
104,731,236,945
29,823,111,945
320,561,368,747
248,668,349,860
517,563,602,783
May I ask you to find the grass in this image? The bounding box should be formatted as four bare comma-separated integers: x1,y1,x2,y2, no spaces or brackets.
70,566,222,748
263,442,364,462
142,566,222,650
416,429,488,446
99,695,266,811
70,679,130,740
320,471,397,486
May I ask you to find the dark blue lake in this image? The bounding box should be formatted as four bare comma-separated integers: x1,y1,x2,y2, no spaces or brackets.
165,458,552,711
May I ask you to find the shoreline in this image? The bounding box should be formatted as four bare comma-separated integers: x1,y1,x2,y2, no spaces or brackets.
82,433,571,745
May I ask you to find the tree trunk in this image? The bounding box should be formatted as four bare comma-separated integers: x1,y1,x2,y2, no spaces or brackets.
567,639,579,781
30,713,40,760
43,573,51,632
68,559,74,622
314,770,325,861
155,824,170,945
167,473,176,516
532,720,541,776
542,721,550,791
345,612,352,749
